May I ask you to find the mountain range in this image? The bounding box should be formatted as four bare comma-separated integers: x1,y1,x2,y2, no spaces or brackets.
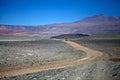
0,14,120,37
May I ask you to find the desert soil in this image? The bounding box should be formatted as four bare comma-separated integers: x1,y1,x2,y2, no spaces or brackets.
0,40,106,78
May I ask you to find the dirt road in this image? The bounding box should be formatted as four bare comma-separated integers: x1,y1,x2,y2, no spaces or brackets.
0,40,104,78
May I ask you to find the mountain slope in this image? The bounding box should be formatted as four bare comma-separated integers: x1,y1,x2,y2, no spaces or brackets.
0,14,120,37
75,14,120,23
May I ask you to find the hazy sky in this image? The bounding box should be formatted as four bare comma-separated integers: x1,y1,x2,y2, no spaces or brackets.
0,0,120,25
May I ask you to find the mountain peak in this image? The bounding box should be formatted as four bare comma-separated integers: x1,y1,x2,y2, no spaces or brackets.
75,14,120,23
92,14,108,18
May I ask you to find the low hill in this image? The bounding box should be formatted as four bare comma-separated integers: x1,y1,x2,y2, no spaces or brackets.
51,34,89,39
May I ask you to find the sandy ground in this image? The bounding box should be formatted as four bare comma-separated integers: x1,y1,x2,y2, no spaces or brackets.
0,40,105,78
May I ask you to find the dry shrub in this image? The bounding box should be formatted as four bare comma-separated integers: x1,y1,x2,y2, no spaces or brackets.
108,57,120,62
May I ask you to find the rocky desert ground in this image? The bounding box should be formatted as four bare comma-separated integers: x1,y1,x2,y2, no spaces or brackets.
0,35,120,80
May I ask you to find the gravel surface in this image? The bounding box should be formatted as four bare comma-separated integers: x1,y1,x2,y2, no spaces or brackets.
0,40,84,68
73,39,120,57
0,37,120,80
1,60,119,80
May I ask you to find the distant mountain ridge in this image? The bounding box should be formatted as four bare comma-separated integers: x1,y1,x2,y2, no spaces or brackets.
75,14,120,23
0,14,120,37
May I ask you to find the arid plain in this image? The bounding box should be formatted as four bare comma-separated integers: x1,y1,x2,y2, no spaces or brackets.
0,34,120,80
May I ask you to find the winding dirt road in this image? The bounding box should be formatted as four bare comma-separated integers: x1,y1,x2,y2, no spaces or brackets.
0,40,104,78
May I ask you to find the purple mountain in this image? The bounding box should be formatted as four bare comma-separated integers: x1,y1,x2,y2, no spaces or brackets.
0,14,120,37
